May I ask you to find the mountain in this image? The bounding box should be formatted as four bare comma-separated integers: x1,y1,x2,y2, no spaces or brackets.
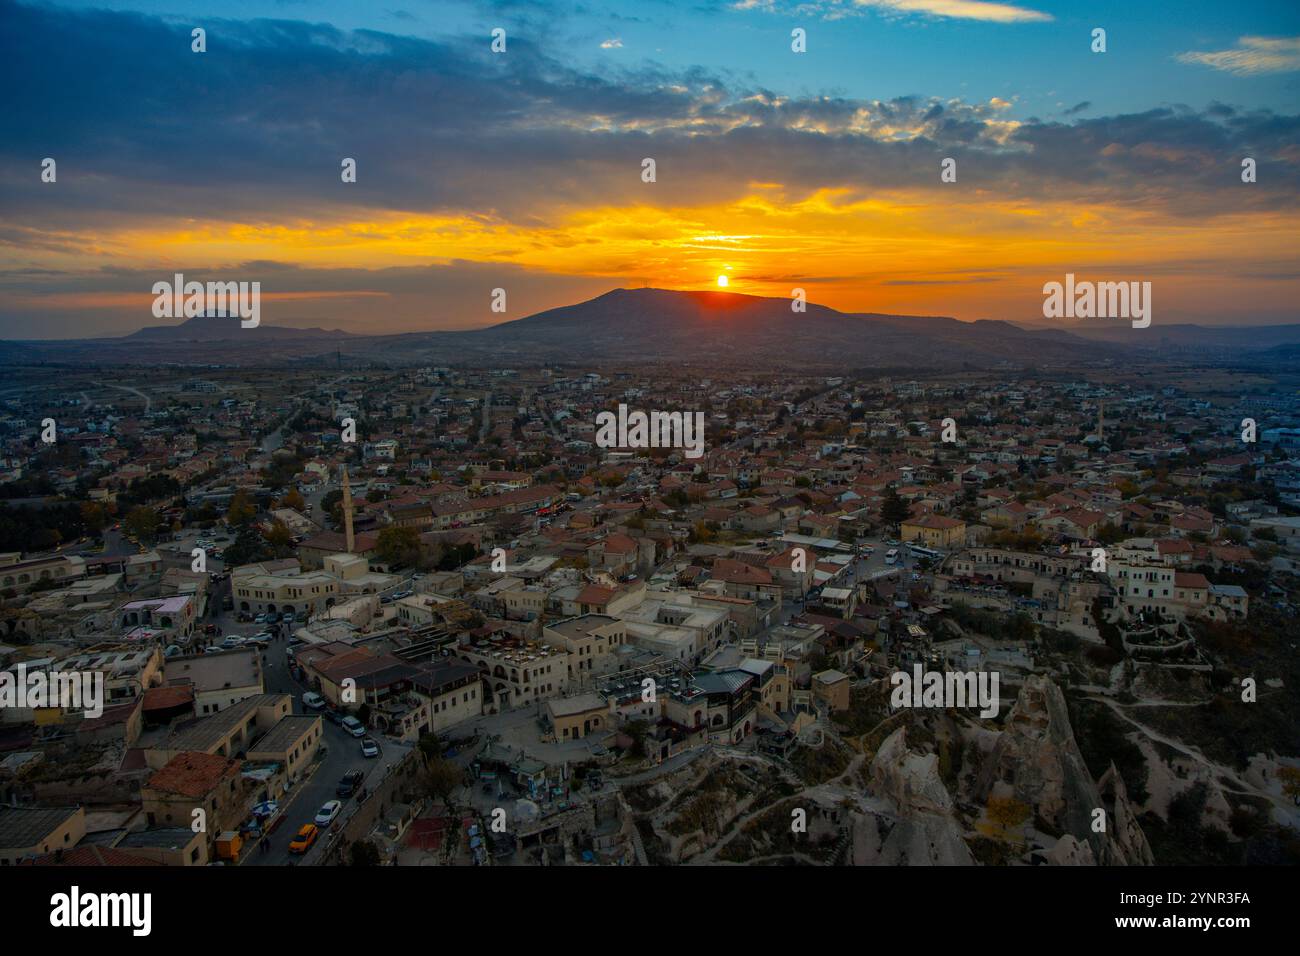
1011,318,1300,352
123,314,355,342
356,288,1119,368
2,287,1288,368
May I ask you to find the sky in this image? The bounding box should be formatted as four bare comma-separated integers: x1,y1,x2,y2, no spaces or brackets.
1,0,1298,338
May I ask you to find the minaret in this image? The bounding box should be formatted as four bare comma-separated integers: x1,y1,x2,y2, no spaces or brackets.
341,464,355,553
1098,401,1105,444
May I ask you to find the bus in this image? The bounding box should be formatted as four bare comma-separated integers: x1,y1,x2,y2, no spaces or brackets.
908,545,942,561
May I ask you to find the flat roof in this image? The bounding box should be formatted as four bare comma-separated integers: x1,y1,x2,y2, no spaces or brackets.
164,648,260,690
547,693,606,717
248,715,321,757
0,805,81,848
161,693,288,753
118,827,199,850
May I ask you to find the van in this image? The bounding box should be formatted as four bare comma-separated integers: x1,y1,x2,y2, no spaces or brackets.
885,549,900,565
340,716,365,738
302,692,326,711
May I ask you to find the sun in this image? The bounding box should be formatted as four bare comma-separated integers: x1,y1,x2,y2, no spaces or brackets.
716,274,729,288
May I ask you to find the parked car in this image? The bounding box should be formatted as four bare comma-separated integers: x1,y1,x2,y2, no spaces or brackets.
340,716,366,738
336,770,365,798
220,636,246,650
301,692,326,711
360,738,380,758
288,824,319,854
322,708,343,726
313,800,342,828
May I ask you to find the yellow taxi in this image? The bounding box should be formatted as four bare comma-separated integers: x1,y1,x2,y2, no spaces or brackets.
288,823,319,854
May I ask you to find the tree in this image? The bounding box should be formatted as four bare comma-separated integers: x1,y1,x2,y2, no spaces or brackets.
437,542,477,571
420,758,464,805
349,839,381,866
622,719,649,759
280,489,305,512
880,487,910,526
80,502,108,536
321,490,344,528
223,524,269,568
1280,767,1300,806
123,505,161,542
417,733,442,765
688,521,716,544
263,519,294,557
376,526,421,569
226,490,256,527
986,796,1030,841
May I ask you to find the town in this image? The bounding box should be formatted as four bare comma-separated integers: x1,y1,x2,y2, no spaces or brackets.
0,361,1296,868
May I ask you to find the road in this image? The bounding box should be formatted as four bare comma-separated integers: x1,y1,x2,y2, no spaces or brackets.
92,380,152,413
245,628,411,866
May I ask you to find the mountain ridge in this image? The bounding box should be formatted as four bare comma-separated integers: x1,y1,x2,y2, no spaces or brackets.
1,287,1295,367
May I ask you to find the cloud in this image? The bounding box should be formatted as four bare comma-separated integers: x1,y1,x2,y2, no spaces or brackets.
737,0,1052,23
851,0,1052,22
600,38,624,48
0,0,1296,334
1177,36,1300,75
1,0,1293,235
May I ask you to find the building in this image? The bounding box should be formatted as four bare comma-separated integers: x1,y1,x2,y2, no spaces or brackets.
543,614,626,684
812,669,851,712
0,805,86,866
0,554,86,594
455,633,569,711
162,648,264,716
147,693,295,768
141,752,246,852
117,596,199,643
232,553,401,616
901,514,966,549
546,692,610,741
405,662,483,738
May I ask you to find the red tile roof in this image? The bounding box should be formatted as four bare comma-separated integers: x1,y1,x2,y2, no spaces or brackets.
146,751,241,798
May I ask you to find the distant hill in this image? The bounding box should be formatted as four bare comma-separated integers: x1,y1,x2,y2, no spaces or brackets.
1011,319,1300,352
124,314,354,342
360,288,1117,367
3,287,1292,368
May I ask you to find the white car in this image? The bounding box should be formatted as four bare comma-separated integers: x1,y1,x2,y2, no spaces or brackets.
360,738,380,758
340,716,366,738
302,692,326,711
314,800,342,828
